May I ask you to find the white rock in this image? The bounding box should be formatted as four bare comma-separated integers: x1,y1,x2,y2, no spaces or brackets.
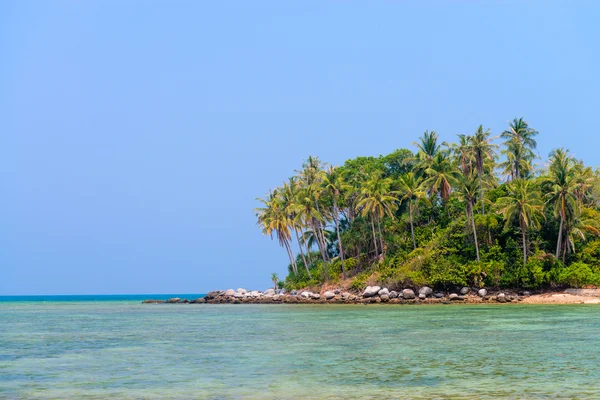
301,291,310,299
324,291,336,300
378,288,390,296
236,288,247,294
478,289,487,297
224,289,235,296
362,286,381,298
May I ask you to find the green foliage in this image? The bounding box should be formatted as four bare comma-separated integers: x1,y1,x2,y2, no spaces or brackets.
557,262,600,288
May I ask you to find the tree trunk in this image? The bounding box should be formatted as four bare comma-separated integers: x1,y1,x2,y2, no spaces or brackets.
470,204,480,262
283,239,297,275
556,214,564,260
333,197,347,279
377,213,385,258
312,219,328,265
370,215,378,257
295,228,312,279
522,221,527,265
409,202,416,250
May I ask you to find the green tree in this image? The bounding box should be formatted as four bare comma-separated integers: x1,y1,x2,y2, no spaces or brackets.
497,179,545,265
271,273,279,290
500,117,538,180
323,165,350,279
471,125,498,214
457,174,481,262
397,172,427,249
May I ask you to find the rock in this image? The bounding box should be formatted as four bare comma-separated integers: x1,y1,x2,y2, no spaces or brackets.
418,293,426,300
460,287,470,295
419,286,433,297
434,292,444,298
166,297,181,303
380,294,390,302
142,300,164,304
448,293,459,300
310,293,321,300
290,290,297,296
334,289,341,295
478,289,488,297
497,293,506,303
250,290,261,297
275,289,281,295
264,288,275,295
181,299,190,303
362,286,381,298
389,291,398,299
402,289,416,299
224,289,235,296
233,292,244,298
280,289,287,295
378,288,390,296
522,291,531,297
301,291,310,299
341,292,351,298
196,297,206,303
236,288,247,294
324,291,336,300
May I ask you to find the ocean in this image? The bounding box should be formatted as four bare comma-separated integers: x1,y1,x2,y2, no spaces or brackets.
2,298,600,399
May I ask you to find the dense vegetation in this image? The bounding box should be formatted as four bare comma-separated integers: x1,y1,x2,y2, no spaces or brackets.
256,118,600,291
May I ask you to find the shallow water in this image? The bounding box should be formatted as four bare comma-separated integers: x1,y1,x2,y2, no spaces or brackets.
2,302,600,399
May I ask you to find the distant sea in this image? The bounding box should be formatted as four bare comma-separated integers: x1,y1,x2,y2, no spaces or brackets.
3,301,600,398
0,294,205,303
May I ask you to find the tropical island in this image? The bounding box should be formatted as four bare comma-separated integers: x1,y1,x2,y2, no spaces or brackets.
253,118,600,297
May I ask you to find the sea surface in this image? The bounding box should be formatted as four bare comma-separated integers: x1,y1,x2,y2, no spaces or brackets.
2,298,600,399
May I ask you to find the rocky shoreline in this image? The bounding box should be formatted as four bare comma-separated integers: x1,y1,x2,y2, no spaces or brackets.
142,286,546,305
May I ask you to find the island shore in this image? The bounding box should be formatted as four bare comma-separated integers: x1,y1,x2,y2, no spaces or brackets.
143,287,600,305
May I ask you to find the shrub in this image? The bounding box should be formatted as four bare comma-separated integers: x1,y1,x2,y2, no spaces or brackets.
557,262,600,288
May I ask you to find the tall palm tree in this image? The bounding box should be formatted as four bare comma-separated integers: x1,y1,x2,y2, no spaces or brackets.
323,165,349,279
471,125,498,214
255,191,298,275
457,174,481,262
500,117,538,180
396,172,427,249
356,172,397,257
271,273,279,290
413,130,441,177
497,179,545,265
281,178,312,279
543,148,578,259
449,134,474,176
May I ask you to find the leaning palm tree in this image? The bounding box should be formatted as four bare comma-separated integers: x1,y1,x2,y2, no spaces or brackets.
449,134,474,176
356,172,397,257
281,178,312,278
543,148,578,259
323,165,349,279
396,172,427,249
271,273,279,290
497,179,545,264
456,174,481,262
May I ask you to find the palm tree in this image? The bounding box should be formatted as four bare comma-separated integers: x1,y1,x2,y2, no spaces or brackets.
281,178,312,279
356,172,397,257
397,172,427,249
449,134,474,176
422,152,460,203
457,174,481,262
271,273,279,290
413,130,441,176
497,179,545,264
543,148,578,259
323,165,349,279
500,117,538,180
471,125,498,214
255,191,298,275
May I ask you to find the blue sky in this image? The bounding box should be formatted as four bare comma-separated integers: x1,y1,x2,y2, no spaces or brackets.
1,1,599,295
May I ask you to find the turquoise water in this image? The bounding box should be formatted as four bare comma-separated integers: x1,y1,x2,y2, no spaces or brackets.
2,301,600,399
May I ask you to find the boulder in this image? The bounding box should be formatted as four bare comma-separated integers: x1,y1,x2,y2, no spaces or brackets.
234,293,244,298
418,293,426,300
290,290,297,296
362,286,381,298
166,298,181,303
448,293,459,300
497,293,506,303
236,288,247,294
378,288,390,296
310,293,321,300
280,288,287,295
380,294,390,302
402,289,416,299
142,300,164,304
434,292,444,298
460,287,470,295
301,291,310,299
324,291,336,300
264,288,275,295
478,289,488,297
389,291,398,299
196,297,206,303
522,291,531,297
419,286,433,297
224,289,235,296
334,289,341,295
341,292,351,298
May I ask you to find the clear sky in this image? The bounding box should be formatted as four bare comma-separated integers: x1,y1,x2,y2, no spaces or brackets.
2,1,599,295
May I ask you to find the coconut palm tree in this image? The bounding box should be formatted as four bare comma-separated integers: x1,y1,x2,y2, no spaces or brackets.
323,165,349,279
500,117,538,180
543,148,578,259
422,152,460,203
281,178,312,279
497,179,545,264
356,172,397,257
449,134,474,176
471,125,498,214
457,174,481,262
271,273,279,290
396,172,427,249
413,130,441,177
